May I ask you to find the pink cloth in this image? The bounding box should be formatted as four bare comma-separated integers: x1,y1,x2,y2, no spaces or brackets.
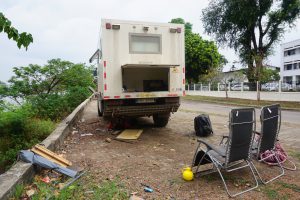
260,143,287,165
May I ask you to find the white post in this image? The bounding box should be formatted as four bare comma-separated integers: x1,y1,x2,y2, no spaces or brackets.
201,83,203,91
188,84,190,91
194,84,196,91
257,81,260,101
228,82,231,91
209,83,211,91
278,80,282,93
218,83,220,92
241,82,244,92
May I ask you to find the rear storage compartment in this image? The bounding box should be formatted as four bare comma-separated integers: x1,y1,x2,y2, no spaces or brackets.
122,67,169,92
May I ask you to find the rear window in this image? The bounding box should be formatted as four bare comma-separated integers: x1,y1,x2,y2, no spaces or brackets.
129,34,161,54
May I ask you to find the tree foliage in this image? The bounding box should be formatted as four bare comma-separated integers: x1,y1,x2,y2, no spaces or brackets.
0,12,33,50
2,59,95,120
260,68,280,83
170,18,226,83
202,0,300,83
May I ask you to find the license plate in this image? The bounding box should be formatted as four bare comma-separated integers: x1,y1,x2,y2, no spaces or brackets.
136,98,155,103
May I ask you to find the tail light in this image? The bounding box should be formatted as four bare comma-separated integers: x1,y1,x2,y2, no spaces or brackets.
106,23,111,29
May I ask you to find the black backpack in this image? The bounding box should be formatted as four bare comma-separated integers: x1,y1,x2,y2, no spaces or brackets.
194,114,213,137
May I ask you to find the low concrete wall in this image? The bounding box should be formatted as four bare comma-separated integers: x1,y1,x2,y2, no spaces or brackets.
0,95,94,200
187,91,300,102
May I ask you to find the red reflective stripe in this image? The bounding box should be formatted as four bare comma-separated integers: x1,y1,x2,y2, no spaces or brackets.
168,94,178,97
104,61,106,67
104,84,107,90
183,67,185,73
104,72,106,79
114,96,120,98
183,79,185,84
103,96,110,99
125,95,131,98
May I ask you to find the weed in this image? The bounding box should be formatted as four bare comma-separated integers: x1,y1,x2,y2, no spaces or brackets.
13,184,24,199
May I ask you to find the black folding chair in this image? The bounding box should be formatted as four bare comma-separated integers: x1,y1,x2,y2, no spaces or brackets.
251,104,295,184
191,108,258,197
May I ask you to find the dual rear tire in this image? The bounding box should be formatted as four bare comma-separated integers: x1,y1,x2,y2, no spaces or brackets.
153,113,170,127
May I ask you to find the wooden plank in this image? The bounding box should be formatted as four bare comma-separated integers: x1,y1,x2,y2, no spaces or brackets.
31,148,68,167
34,144,72,166
36,144,71,165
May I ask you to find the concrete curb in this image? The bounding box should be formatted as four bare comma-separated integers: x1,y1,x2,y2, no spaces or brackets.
0,95,94,200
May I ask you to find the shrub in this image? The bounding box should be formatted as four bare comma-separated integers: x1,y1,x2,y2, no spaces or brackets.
0,105,55,173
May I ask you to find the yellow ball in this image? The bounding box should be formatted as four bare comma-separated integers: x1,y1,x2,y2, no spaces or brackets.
182,167,194,181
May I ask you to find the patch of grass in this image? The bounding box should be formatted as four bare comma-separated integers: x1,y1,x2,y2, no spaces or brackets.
262,184,292,200
183,95,300,111
262,186,280,199
278,182,300,193
93,180,128,200
289,151,300,161
12,173,128,200
13,184,24,199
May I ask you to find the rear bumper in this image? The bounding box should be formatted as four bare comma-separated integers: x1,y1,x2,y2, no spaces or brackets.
103,103,180,117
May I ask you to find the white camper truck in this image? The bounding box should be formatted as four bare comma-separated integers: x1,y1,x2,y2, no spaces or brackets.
90,19,185,127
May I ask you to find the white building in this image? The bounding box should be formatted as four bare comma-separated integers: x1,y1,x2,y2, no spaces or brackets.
281,39,300,85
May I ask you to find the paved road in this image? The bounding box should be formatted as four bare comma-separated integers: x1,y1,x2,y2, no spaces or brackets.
180,99,300,151
181,99,300,125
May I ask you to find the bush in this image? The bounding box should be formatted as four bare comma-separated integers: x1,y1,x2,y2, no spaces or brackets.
0,105,55,173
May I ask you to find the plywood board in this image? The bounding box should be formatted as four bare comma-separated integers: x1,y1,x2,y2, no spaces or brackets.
116,129,143,140
31,144,72,167
31,148,68,167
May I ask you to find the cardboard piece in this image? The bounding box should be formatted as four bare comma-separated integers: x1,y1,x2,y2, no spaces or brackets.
116,129,143,140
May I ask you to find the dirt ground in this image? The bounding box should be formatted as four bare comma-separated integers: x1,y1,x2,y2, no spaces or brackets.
61,99,300,200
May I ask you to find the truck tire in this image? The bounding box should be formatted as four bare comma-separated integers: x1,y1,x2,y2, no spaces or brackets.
153,113,170,127
97,99,103,117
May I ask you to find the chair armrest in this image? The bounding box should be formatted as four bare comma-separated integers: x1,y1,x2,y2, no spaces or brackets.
197,139,226,157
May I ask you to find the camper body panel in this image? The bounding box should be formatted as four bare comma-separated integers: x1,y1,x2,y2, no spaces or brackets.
96,19,185,121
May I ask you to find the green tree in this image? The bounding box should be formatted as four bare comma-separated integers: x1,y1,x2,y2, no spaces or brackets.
4,59,95,120
170,18,225,83
260,68,280,83
0,12,33,49
202,0,300,85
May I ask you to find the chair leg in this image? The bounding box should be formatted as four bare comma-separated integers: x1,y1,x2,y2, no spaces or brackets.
213,159,259,197
191,143,201,167
283,158,297,171
252,150,285,184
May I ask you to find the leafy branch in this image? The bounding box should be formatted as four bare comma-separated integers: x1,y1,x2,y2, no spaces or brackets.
0,12,33,50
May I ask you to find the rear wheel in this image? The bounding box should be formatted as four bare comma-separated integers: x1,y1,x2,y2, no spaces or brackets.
153,113,170,127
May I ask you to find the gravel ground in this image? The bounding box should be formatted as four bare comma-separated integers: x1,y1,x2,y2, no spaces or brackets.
61,99,300,200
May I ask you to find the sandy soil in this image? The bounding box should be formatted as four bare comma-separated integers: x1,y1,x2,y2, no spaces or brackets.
61,99,300,200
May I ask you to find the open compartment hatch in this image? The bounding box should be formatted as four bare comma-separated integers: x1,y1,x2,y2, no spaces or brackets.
122,66,170,93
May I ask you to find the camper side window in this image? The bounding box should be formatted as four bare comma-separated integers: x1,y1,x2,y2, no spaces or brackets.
129,34,161,54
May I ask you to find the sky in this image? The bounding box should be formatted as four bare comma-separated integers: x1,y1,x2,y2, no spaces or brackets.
1,0,300,82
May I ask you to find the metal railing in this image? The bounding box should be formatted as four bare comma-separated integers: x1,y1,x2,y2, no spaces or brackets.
185,81,300,92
